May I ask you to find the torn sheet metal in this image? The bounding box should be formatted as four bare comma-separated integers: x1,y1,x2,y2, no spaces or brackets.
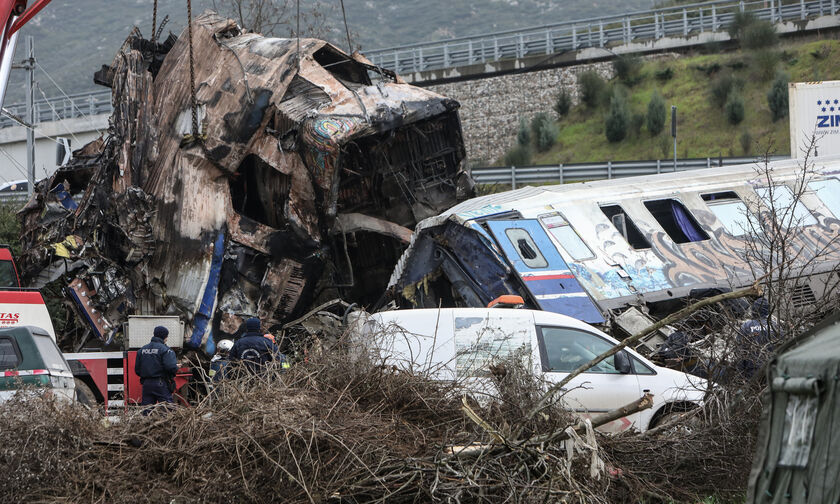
18,12,472,351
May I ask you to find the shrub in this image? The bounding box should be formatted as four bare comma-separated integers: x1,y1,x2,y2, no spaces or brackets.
654,67,674,82
728,10,757,39
630,112,645,138
754,50,781,81
578,70,606,108
554,88,572,117
742,20,778,50
613,55,643,86
646,91,667,136
710,72,744,108
605,89,630,143
530,113,550,142
517,117,530,147
767,72,789,122
536,120,559,152
725,92,745,125
740,131,752,155
504,144,533,166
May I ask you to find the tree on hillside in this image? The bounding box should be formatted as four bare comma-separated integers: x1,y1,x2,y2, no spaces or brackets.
646,91,666,136
605,88,629,143
767,72,789,122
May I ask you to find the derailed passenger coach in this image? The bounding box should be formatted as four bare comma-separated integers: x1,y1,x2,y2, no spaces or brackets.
386,157,840,349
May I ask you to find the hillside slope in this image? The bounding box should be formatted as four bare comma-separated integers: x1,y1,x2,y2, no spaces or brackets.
512,37,840,164
4,0,649,104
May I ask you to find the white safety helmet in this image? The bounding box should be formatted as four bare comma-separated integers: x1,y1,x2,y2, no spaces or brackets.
217,339,234,353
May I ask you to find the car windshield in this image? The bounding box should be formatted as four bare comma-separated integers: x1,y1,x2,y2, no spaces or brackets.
31,333,68,372
540,326,618,373
0,260,17,287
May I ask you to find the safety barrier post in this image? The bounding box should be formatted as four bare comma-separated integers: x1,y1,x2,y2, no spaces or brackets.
443,45,449,68
572,26,577,49
700,8,705,32
511,166,517,189
801,0,806,20
494,37,499,60
657,159,661,174
712,5,717,31
559,164,564,184
468,40,474,64
545,29,551,55
683,9,688,36
707,157,711,169
599,21,605,47
608,160,612,179
771,0,776,22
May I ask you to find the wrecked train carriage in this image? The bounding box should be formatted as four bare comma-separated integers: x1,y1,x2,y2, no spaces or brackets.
387,158,840,351
19,12,470,350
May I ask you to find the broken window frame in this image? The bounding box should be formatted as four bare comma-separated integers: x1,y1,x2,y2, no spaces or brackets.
754,185,818,229
599,204,651,250
504,228,549,269
808,177,840,219
642,197,710,244
539,212,595,262
702,191,756,237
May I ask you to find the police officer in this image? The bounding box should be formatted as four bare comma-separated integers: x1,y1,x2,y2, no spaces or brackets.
135,326,179,406
230,317,286,374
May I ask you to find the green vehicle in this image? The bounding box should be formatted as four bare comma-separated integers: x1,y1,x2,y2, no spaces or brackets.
0,326,76,403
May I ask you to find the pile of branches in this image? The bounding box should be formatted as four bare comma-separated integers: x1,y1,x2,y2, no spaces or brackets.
0,343,617,503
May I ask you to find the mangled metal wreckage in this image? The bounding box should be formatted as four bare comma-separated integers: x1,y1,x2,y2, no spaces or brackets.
387,158,840,362
18,12,471,351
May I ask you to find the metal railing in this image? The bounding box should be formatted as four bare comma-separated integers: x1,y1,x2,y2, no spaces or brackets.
471,156,790,187
365,0,836,75
0,89,111,129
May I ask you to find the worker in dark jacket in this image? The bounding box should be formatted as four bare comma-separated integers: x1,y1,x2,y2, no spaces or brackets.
230,317,284,373
135,326,179,406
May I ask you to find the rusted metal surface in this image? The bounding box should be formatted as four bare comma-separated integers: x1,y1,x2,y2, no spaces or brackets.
18,12,472,351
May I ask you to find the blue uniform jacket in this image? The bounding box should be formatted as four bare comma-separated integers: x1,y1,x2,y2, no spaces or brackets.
230,333,280,366
135,336,179,380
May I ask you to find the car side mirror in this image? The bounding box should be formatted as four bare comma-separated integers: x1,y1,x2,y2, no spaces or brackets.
614,350,632,374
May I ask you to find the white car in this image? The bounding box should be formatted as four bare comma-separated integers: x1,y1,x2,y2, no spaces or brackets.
358,307,706,432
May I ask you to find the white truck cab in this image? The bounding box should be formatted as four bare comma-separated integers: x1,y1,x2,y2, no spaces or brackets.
359,307,706,432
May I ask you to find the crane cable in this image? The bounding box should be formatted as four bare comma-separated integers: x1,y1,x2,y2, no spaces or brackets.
339,0,353,52
152,0,158,45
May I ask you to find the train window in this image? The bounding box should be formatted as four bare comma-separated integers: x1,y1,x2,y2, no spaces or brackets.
703,195,755,237
701,191,739,201
809,178,840,219
504,228,548,268
540,214,595,261
643,199,709,243
600,205,650,250
755,186,817,228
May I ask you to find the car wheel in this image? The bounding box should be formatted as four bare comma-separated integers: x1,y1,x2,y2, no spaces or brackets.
74,378,95,406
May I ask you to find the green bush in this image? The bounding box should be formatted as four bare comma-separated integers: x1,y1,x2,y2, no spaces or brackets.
554,88,572,117
530,113,550,142
605,89,630,143
630,112,645,138
657,134,671,158
517,117,530,147
740,131,752,155
754,50,781,81
725,92,745,125
767,72,789,122
578,70,606,108
742,20,778,50
504,144,533,166
728,10,757,39
536,120,559,152
654,67,674,82
710,72,744,108
646,91,667,136
613,55,643,86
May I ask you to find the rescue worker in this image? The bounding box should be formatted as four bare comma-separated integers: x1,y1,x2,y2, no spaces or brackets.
230,317,281,374
209,339,234,383
135,326,179,407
